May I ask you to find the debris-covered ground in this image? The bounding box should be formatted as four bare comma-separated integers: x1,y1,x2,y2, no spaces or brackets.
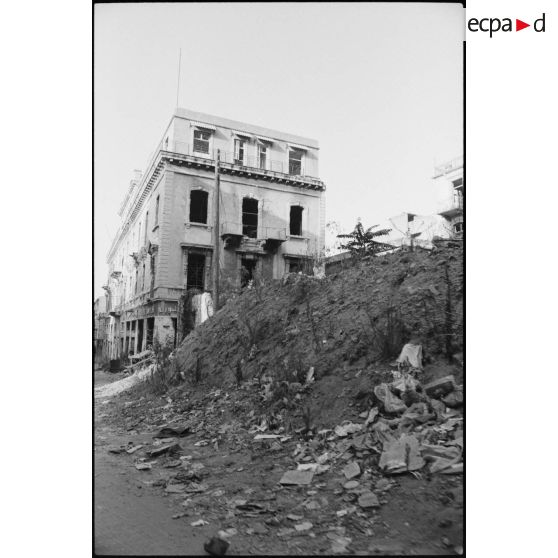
95,243,463,555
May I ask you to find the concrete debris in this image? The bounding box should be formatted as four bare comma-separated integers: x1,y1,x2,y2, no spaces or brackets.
379,434,425,474
279,470,314,485
148,443,181,457
374,383,407,414
358,491,380,508
342,461,361,480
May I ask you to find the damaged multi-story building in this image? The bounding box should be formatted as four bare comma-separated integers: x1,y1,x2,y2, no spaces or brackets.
433,156,464,238
104,108,326,358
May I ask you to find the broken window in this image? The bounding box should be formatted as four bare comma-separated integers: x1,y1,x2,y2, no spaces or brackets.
289,206,303,236
193,129,211,154
189,190,208,224
257,143,267,169
234,138,245,165
241,258,257,288
289,148,304,175
187,252,206,291
242,198,259,238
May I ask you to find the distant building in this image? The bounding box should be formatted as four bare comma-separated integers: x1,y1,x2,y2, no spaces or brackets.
93,295,110,364
433,156,463,238
105,108,326,358
381,212,451,249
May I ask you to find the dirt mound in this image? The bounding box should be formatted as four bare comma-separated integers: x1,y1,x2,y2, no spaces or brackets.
175,242,463,393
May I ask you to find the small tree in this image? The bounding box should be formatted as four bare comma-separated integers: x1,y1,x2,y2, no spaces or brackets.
337,219,393,257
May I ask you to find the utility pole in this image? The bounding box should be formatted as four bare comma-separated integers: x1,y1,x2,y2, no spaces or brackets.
212,149,221,311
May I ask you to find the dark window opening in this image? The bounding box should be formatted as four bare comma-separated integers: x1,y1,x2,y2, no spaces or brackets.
288,259,303,273
190,190,208,224
242,198,258,238
172,318,177,348
155,195,160,225
241,258,257,288
193,129,211,154
454,222,464,234
137,319,144,353
289,149,303,175
144,212,149,242
290,206,303,236
146,317,155,349
452,178,463,189
187,253,206,291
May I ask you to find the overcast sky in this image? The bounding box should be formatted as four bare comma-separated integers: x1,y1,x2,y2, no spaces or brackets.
94,2,463,298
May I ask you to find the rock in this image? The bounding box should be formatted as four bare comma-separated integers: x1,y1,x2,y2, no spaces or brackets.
375,478,390,491
343,480,360,490
154,424,191,438
279,470,314,485
343,462,361,480
204,536,229,556
358,492,380,508
165,483,186,493
148,442,181,457
294,521,313,531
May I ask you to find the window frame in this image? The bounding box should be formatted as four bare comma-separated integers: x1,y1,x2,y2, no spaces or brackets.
192,128,213,156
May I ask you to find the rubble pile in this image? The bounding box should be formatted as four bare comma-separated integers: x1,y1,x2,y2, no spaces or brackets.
100,366,463,554
174,242,463,391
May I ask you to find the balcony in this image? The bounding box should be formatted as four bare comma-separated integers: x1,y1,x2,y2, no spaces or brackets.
439,195,464,218
161,141,325,191
220,222,287,252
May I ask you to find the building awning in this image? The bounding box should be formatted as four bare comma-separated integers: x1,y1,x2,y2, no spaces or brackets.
191,121,216,131
288,143,309,151
256,135,274,144
232,129,253,139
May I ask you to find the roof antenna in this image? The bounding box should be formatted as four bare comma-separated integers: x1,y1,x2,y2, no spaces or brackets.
175,48,182,109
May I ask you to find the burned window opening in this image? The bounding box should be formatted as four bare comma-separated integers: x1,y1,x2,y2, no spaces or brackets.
241,258,257,288
187,253,206,291
242,198,258,238
189,190,208,224
290,206,303,236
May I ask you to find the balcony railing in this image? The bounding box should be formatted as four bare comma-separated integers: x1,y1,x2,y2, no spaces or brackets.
163,141,320,183
433,156,463,178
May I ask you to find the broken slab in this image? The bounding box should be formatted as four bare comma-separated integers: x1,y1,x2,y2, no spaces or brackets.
358,491,380,508
279,470,314,486
148,442,181,457
379,434,425,474
342,462,361,480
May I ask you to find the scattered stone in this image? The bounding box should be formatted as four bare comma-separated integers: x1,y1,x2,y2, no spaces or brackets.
204,536,229,556
287,514,303,521
108,446,125,454
343,480,360,490
191,518,209,527
154,424,191,438
343,462,361,480
423,375,456,398
358,492,380,508
148,443,181,458
441,536,451,547
135,462,152,471
217,528,237,539
279,470,314,486
126,445,144,454
294,521,313,532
